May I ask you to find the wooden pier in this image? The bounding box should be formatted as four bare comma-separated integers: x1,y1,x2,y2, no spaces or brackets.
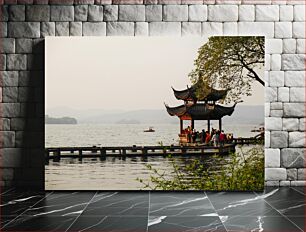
45,144,236,162
45,136,263,162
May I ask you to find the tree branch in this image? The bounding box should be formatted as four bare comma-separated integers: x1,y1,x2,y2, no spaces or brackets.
246,61,265,66
239,56,265,86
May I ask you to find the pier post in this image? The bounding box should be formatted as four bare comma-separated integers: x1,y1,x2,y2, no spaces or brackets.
180,119,183,134
163,147,167,155
79,150,82,161
142,147,147,156
122,149,126,156
100,148,106,161
54,149,61,162
100,148,106,156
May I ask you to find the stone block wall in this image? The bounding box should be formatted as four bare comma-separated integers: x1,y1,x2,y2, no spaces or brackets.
0,0,305,188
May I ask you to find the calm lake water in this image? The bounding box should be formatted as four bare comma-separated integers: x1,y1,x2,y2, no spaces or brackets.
45,123,262,190
46,156,220,190
45,123,260,147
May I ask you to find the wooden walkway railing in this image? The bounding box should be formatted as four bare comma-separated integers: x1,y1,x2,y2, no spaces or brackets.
45,144,236,162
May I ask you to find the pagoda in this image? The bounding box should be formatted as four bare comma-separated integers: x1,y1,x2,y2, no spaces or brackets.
165,84,239,143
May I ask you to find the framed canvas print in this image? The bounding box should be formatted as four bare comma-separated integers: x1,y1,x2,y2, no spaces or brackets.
45,36,265,191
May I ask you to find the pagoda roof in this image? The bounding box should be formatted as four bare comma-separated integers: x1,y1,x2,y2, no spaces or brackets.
172,85,228,102
165,103,238,120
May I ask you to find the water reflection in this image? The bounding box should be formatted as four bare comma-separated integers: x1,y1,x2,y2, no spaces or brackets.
45,154,227,190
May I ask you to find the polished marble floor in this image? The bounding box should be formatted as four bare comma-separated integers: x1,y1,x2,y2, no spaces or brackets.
0,187,305,231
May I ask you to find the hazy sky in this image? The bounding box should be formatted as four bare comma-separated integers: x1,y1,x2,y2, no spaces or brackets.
46,37,264,112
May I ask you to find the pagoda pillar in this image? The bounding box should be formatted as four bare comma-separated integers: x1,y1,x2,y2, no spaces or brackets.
219,119,222,131
207,120,210,132
180,119,183,134
191,119,194,130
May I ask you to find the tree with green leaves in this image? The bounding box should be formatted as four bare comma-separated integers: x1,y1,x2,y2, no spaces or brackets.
189,36,265,103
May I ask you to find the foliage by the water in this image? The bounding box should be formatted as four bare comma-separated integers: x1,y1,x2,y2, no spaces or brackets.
137,146,264,191
189,36,265,104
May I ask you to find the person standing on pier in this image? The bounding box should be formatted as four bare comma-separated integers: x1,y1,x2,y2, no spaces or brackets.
187,126,192,143
205,131,211,145
201,129,206,144
192,129,197,143
220,130,226,146
211,128,214,138
211,131,220,147
216,131,220,147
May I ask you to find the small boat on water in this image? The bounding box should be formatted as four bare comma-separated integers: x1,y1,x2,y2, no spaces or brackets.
144,127,155,132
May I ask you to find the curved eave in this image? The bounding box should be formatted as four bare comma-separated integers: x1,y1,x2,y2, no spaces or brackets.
165,104,187,117
165,103,236,120
172,87,195,101
210,104,235,119
172,86,228,102
187,103,235,120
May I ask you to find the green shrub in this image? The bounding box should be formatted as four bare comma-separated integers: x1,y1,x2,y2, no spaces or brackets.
137,145,264,191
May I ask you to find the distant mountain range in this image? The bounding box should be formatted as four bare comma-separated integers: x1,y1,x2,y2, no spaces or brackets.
46,105,264,125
